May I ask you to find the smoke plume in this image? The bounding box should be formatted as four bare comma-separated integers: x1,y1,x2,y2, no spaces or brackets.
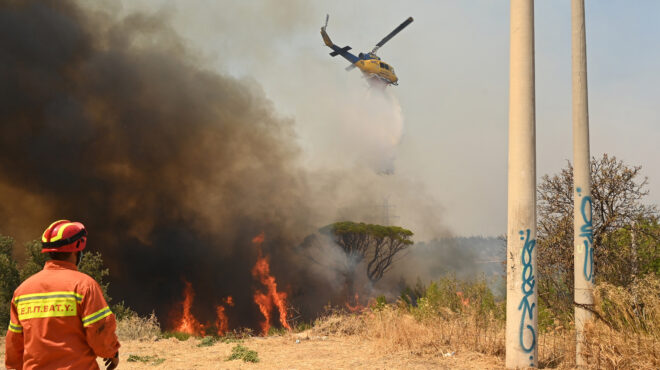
0,0,453,328
0,0,323,326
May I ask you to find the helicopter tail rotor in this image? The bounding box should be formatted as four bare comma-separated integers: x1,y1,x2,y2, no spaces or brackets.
320,14,334,47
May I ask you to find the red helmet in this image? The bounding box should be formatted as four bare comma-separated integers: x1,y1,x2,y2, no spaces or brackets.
41,220,88,253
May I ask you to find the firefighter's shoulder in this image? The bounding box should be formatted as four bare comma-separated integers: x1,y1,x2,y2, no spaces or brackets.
72,269,104,291
13,268,52,296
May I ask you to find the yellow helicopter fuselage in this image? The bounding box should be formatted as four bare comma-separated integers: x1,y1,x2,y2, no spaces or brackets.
355,58,398,85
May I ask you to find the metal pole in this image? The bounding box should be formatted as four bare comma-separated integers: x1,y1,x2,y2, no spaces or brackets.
506,0,538,368
572,0,594,367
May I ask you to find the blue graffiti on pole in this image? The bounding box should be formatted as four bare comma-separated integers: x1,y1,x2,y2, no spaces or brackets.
578,189,594,282
518,229,536,365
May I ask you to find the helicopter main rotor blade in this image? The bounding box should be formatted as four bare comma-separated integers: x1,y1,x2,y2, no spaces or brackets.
371,16,413,54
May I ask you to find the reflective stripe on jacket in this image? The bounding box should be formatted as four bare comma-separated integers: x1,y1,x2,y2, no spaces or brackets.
5,260,120,369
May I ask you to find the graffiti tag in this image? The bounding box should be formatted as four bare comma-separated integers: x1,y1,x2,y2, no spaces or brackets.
518,229,536,365
579,192,594,282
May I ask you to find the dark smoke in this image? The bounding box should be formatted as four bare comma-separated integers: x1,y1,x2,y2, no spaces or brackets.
0,0,323,327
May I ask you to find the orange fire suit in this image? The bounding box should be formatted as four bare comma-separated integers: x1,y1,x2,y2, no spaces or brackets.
5,260,120,369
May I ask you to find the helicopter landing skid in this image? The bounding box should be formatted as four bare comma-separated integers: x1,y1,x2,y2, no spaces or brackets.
364,74,392,88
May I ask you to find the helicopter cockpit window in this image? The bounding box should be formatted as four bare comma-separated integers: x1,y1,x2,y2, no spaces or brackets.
380,62,389,70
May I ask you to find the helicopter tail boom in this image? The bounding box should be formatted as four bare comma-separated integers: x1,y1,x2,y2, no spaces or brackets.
321,27,333,47
321,14,359,65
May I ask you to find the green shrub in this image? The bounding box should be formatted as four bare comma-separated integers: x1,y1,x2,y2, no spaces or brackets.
372,295,387,311
112,300,138,321
161,331,192,341
197,336,219,347
19,240,48,282
295,322,312,332
537,302,558,333
402,275,504,323
127,354,165,364
267,326,287,336
220,331,245,343
226,344,259,363
0,235,20,331
78,251,110,301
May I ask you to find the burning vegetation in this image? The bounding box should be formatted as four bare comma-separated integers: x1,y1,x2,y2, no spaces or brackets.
345,293,363,313
170,234,291,335
251,233,291,335
171,281,235,336
172,281,202,335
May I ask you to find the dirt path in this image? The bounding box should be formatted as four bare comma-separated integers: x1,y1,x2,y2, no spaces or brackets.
2,333,504,369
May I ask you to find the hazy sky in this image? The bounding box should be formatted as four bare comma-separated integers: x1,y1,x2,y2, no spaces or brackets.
115,0,659,237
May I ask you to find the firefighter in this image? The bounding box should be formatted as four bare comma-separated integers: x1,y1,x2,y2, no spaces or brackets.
5,220,120,370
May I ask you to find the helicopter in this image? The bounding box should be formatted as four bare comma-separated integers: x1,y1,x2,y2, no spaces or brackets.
321,14,413,86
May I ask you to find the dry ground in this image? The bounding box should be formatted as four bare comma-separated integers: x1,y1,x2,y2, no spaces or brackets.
2,332,504,369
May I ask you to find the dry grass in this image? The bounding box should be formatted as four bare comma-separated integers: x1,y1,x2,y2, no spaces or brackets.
312,274,660,369
581,322,659,369
535,326,576,368
366,308,504,357
578,274,660,369
314,278,506,362
116,312,161,341
313,306,505,360
592,274,660,335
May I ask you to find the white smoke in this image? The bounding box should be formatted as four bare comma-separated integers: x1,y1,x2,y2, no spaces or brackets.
334,85,405,174
311,73,404,174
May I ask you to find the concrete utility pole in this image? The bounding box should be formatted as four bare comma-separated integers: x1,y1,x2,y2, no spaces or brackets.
572,0,594,367
506,0,538,368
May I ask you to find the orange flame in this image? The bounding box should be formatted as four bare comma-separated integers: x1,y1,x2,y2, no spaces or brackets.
225,296,235,306
171,281,235,336
215,295,234,335
252,232,265,244
456,291,470,307
253,291,272,334
173,281,205,335
251,233,291,335
170,233,292,336
345,293,363,312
